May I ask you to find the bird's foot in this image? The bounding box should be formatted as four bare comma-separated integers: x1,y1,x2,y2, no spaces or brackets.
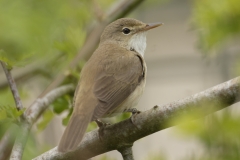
124,108,141,115
124,108,141,128
95,119,111,141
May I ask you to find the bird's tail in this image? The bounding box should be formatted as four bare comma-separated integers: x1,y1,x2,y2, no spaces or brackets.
58,112,92,152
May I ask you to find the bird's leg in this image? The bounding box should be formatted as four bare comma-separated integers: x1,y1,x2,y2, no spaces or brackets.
124,108,141,115
95,119,111,141
124,108,141,128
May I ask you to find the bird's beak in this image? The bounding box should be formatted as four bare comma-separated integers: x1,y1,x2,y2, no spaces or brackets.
143,22,163,31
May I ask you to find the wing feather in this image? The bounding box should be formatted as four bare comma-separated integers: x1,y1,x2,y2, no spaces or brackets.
92,45,144,120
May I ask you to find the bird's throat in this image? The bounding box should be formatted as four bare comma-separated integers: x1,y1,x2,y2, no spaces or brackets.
128,32,147,56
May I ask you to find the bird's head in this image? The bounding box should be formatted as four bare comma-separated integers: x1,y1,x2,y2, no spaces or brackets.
100,18,163,56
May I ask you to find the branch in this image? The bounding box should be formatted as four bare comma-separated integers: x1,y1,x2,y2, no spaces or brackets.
24,84,74,124
7,84,74,160
118,147,134,160
0,55,58,90
33,77,240,160
39,0,145,97
0,125,18,160
9,123,30,160
0,61,23,111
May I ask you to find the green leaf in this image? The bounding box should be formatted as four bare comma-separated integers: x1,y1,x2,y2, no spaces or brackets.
36,109,54,132
0,50,13,69
62,108,73,126
52,95,70,114
192,0,240,53
0,105,24,123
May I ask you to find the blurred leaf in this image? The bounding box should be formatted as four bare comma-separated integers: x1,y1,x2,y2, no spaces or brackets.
22,131,52,160
144,153,166,160
174,108,240,160
36,109,54,132
0,105,24,123
0,0,93,68
98,155,117,160
0,50,13,69
192,0,240,53
62,108,73,126
52,95,71,114
115,112,131,122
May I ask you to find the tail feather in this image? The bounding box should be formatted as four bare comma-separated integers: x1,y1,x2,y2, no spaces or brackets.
58,113,92,152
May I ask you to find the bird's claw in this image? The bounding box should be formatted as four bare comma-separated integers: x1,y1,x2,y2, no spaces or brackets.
124,108,141,128
124,108,141,115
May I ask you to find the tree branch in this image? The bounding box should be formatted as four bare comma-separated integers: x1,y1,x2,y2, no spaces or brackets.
24,84,74,124
0,125,18,160
6,84,74,160
39,0,145,97
0,55,59,90
10,123,30,160
118,146,134,160
0,61,23,111
33,77,240,160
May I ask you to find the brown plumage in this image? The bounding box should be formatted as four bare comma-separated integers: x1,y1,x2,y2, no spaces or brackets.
58,18,162,152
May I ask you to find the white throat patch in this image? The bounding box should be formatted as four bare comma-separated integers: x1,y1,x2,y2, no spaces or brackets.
128,32,147,56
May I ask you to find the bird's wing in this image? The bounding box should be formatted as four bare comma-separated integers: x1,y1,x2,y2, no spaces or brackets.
91,47,145,120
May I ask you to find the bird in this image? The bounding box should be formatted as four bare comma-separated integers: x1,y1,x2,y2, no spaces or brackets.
58,18,163,152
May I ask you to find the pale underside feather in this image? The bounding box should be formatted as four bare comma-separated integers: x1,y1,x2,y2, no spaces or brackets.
128,32,147,57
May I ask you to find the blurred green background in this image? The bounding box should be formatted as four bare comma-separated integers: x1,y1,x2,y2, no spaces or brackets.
0,0,240,159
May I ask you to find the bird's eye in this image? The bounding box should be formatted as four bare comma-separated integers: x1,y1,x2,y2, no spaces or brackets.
122,28,131,34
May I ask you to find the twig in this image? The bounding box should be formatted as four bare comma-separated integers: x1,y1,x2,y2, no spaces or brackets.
0,61,23,111
0,61,24,160
39,0,145,97
8,84,74,160
9,123,30,160
118,147,134,160
0,55,58,90
24,84,74,124
33,77,240,160
0,125,18,160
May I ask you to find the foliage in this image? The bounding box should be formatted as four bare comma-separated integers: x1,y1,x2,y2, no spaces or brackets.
188,1,240,158
0,105,24,138
143,153,166,160
173,109,240,160
22,132,52,160
192,0,240,53
0,105,24,123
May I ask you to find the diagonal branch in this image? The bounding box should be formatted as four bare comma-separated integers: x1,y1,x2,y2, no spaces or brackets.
0,125,18,160
0,61,23,111
39,0,145,97
33,77,240,160
0,61,25,160
24,84,74,124
8,84,74,160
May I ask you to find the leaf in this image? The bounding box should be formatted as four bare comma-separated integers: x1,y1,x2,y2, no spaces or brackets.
52,95,70,114
0,50,13,69
0,105,24,123
192,0,240,53
62,108,73,126
36,109,54,132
